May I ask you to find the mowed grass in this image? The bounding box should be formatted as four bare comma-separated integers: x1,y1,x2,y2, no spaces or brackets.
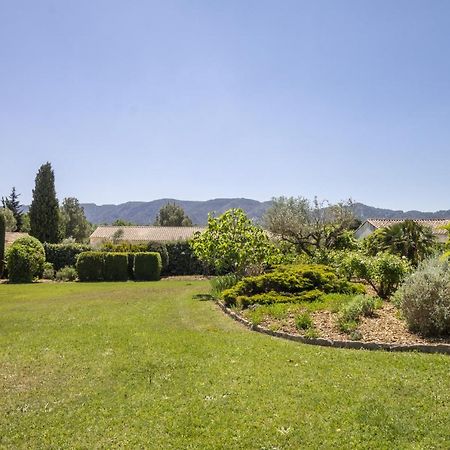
0,281,449,449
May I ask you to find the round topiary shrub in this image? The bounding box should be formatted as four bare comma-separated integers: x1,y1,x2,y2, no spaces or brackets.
6,236,45,282
394,257,450,336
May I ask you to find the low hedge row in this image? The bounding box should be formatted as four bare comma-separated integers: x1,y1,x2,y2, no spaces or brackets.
76,251,162,282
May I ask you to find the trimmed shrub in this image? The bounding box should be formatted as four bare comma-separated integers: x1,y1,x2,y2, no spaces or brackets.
394,258,450,336
76,252,105,281
165,241,204,275
44,243,91,271
42,262,55,280
6,236,45,282
222,264,364,307
104,253,129,281
134,252,162,281
7,244,35,283
147,241,169,271
55,266,78,282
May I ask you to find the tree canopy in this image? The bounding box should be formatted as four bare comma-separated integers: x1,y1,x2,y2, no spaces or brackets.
154,202,193,227
60,197,92,242
2,187,23,231
264,196,357,255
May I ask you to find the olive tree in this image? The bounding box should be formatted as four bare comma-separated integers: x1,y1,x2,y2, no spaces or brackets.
264,196,357,256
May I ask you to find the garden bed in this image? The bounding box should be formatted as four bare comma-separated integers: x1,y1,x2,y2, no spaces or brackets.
222,302,450,353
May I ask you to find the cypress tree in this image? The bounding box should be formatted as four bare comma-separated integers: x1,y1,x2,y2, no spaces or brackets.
0,212,5,277
29,162,60,243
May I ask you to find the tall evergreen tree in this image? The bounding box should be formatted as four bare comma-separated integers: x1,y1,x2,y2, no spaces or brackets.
29,162,60,243
2,187,23,231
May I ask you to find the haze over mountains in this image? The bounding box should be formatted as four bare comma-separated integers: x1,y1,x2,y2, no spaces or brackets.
78,199,450,226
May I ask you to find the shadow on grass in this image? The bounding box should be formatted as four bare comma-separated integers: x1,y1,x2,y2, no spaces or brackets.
192,293,215,301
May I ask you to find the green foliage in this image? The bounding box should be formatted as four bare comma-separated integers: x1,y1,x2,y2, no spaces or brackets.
2,187,23,231
154,202,193,227
20,213,30,233
60,197,92,242
10,236,45,278
55,266,78,282
29,162,60,243
44,243,92,271
337,295,379,332
364,220,436,266
134,252,162,281
103,253,129,281
222,264,364,307
0,207,17,231
394,258,450,336
339,251,410,299
76,252,105,281
112,219,136,226
264,196,357,255
191,208,280,275
210,273,241,297
146,241,169,271
0,212,4,277
42,262,55,280
165,241,204,275
6,245,34,283
295,312,313,331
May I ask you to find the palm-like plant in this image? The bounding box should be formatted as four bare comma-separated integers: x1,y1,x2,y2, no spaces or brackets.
377,220,436,266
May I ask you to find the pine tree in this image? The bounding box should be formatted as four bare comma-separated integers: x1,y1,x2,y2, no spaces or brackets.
2,187,23,231
29,162,60,243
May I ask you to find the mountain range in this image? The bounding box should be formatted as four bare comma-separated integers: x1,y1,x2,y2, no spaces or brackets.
76,198,450,226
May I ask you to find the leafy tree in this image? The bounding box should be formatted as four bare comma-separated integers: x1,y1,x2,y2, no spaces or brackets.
0,207,17,231
2,187,23,231
21,213,31,233
60,197,92,242
190,208,280,275
0,212,5,277
264,196,356,256
364,220,436,266
154,202,193,227
29,162,60,243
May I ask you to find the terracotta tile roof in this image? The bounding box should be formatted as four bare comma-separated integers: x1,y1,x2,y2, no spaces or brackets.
366,219,450,236
5,232,29,247
90,226,206,242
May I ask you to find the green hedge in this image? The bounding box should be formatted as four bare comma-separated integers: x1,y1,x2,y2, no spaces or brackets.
165,241,204,275
104,253,129,281
44,243,91,271
134,252,162,281
76,252,105,281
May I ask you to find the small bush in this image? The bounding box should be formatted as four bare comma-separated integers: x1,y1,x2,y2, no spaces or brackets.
12,236,45,278
134,252,162,281
337,295,378,333
394,258,450,336
44,243,91,271
7,244,34,283
210,273,240,297
104,253,129,281
295,312,313,331
76,252,105,281
55,266,78,282
42,262,55,280
339,252,410,299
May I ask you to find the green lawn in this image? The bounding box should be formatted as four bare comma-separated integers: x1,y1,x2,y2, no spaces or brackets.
0,281,449,449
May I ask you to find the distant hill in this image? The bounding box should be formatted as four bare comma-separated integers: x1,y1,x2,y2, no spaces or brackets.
74,199,450,226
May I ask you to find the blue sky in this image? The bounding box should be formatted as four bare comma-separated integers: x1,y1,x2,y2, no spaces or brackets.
1,0,450,211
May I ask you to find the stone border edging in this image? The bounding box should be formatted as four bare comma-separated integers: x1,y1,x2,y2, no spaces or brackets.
217,301,450,355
